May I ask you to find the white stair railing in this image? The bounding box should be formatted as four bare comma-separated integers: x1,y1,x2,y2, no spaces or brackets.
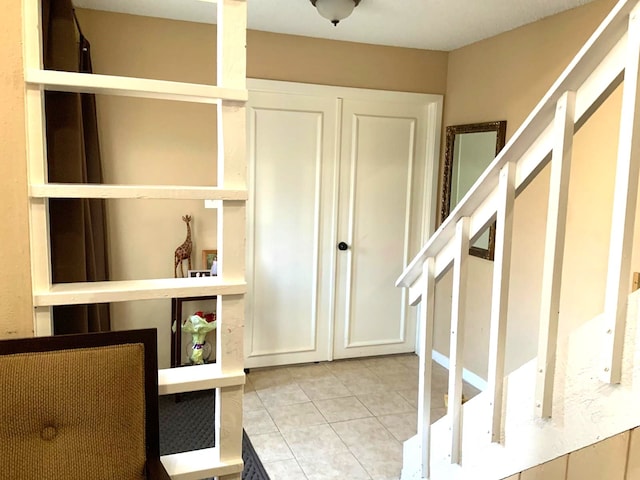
397,0,640,477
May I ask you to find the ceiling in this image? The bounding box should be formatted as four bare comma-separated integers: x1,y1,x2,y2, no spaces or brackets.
73,0,598,51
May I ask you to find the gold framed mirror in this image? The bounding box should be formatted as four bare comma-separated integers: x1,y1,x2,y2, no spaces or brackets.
441,121,507,260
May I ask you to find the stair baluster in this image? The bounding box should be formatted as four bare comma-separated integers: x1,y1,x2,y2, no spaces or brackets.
417,257,436,478
487,162,516,442
534,90,576,419
448,217,471,464
602,2,640,385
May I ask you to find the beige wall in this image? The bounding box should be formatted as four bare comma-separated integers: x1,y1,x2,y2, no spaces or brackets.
0,1,34,339
444,0,617,131
247,30,448,94
74,8,449,366
505,426,640,480
434,0,626,377
75,9,449,94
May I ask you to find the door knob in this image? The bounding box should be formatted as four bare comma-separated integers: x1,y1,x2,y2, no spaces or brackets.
337,242,349,251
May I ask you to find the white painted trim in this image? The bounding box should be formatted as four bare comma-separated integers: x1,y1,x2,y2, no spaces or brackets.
327,96,343,363
422,100,444,242
431,350,487,393
245,104,258,362
248,344,318,358
248,78,442,106
244,350,327,369
26,69,247,104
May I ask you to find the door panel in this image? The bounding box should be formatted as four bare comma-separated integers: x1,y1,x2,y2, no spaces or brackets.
334,99,427,359
245,92,337,368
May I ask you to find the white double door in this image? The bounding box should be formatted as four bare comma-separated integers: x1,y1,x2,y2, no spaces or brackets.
245,80,442,368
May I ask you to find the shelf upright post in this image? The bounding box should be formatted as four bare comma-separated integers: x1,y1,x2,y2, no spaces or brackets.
23,0,53,336
215,1,248,478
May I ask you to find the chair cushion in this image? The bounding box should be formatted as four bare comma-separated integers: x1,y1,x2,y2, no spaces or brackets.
0,344,147,480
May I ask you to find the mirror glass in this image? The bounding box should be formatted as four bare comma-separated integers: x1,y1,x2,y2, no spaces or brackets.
441,121,507,260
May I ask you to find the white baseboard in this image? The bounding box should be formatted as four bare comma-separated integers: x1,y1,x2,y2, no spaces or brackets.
431,349,487,391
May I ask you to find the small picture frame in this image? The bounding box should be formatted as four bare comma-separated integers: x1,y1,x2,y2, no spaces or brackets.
188,270,212,278
202,249,218,274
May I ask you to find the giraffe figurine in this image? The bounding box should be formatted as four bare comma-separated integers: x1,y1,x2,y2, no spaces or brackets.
174,215,193,278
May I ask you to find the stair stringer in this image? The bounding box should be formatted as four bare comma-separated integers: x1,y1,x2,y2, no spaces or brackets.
423,289,640,480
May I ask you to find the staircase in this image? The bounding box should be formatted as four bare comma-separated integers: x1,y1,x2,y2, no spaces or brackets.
404,289,640,479
397,0,640,478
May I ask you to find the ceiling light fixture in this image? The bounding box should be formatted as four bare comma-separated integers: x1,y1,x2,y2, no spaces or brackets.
310,0,361,26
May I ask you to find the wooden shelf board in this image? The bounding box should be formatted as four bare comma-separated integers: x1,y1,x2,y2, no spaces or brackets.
25,69,247,104
158,364,245,395
161,447,243,480
30,183,247,200
33,278,246,307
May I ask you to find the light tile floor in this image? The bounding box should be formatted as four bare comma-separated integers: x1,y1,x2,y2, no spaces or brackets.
243,354,479,480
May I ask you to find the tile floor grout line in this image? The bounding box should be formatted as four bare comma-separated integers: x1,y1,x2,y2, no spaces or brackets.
373,389,418,444
326,419,373,480
349,395,377,419
294,457,310,480
275,418,310,480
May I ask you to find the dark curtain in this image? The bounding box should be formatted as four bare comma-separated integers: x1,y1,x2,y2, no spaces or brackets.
43,0,111,334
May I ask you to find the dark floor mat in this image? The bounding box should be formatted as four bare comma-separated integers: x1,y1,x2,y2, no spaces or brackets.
159,390,216,455
159,390,269,480
241,429,270,480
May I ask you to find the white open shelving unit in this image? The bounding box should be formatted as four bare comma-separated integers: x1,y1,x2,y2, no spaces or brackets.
22,0,247,478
